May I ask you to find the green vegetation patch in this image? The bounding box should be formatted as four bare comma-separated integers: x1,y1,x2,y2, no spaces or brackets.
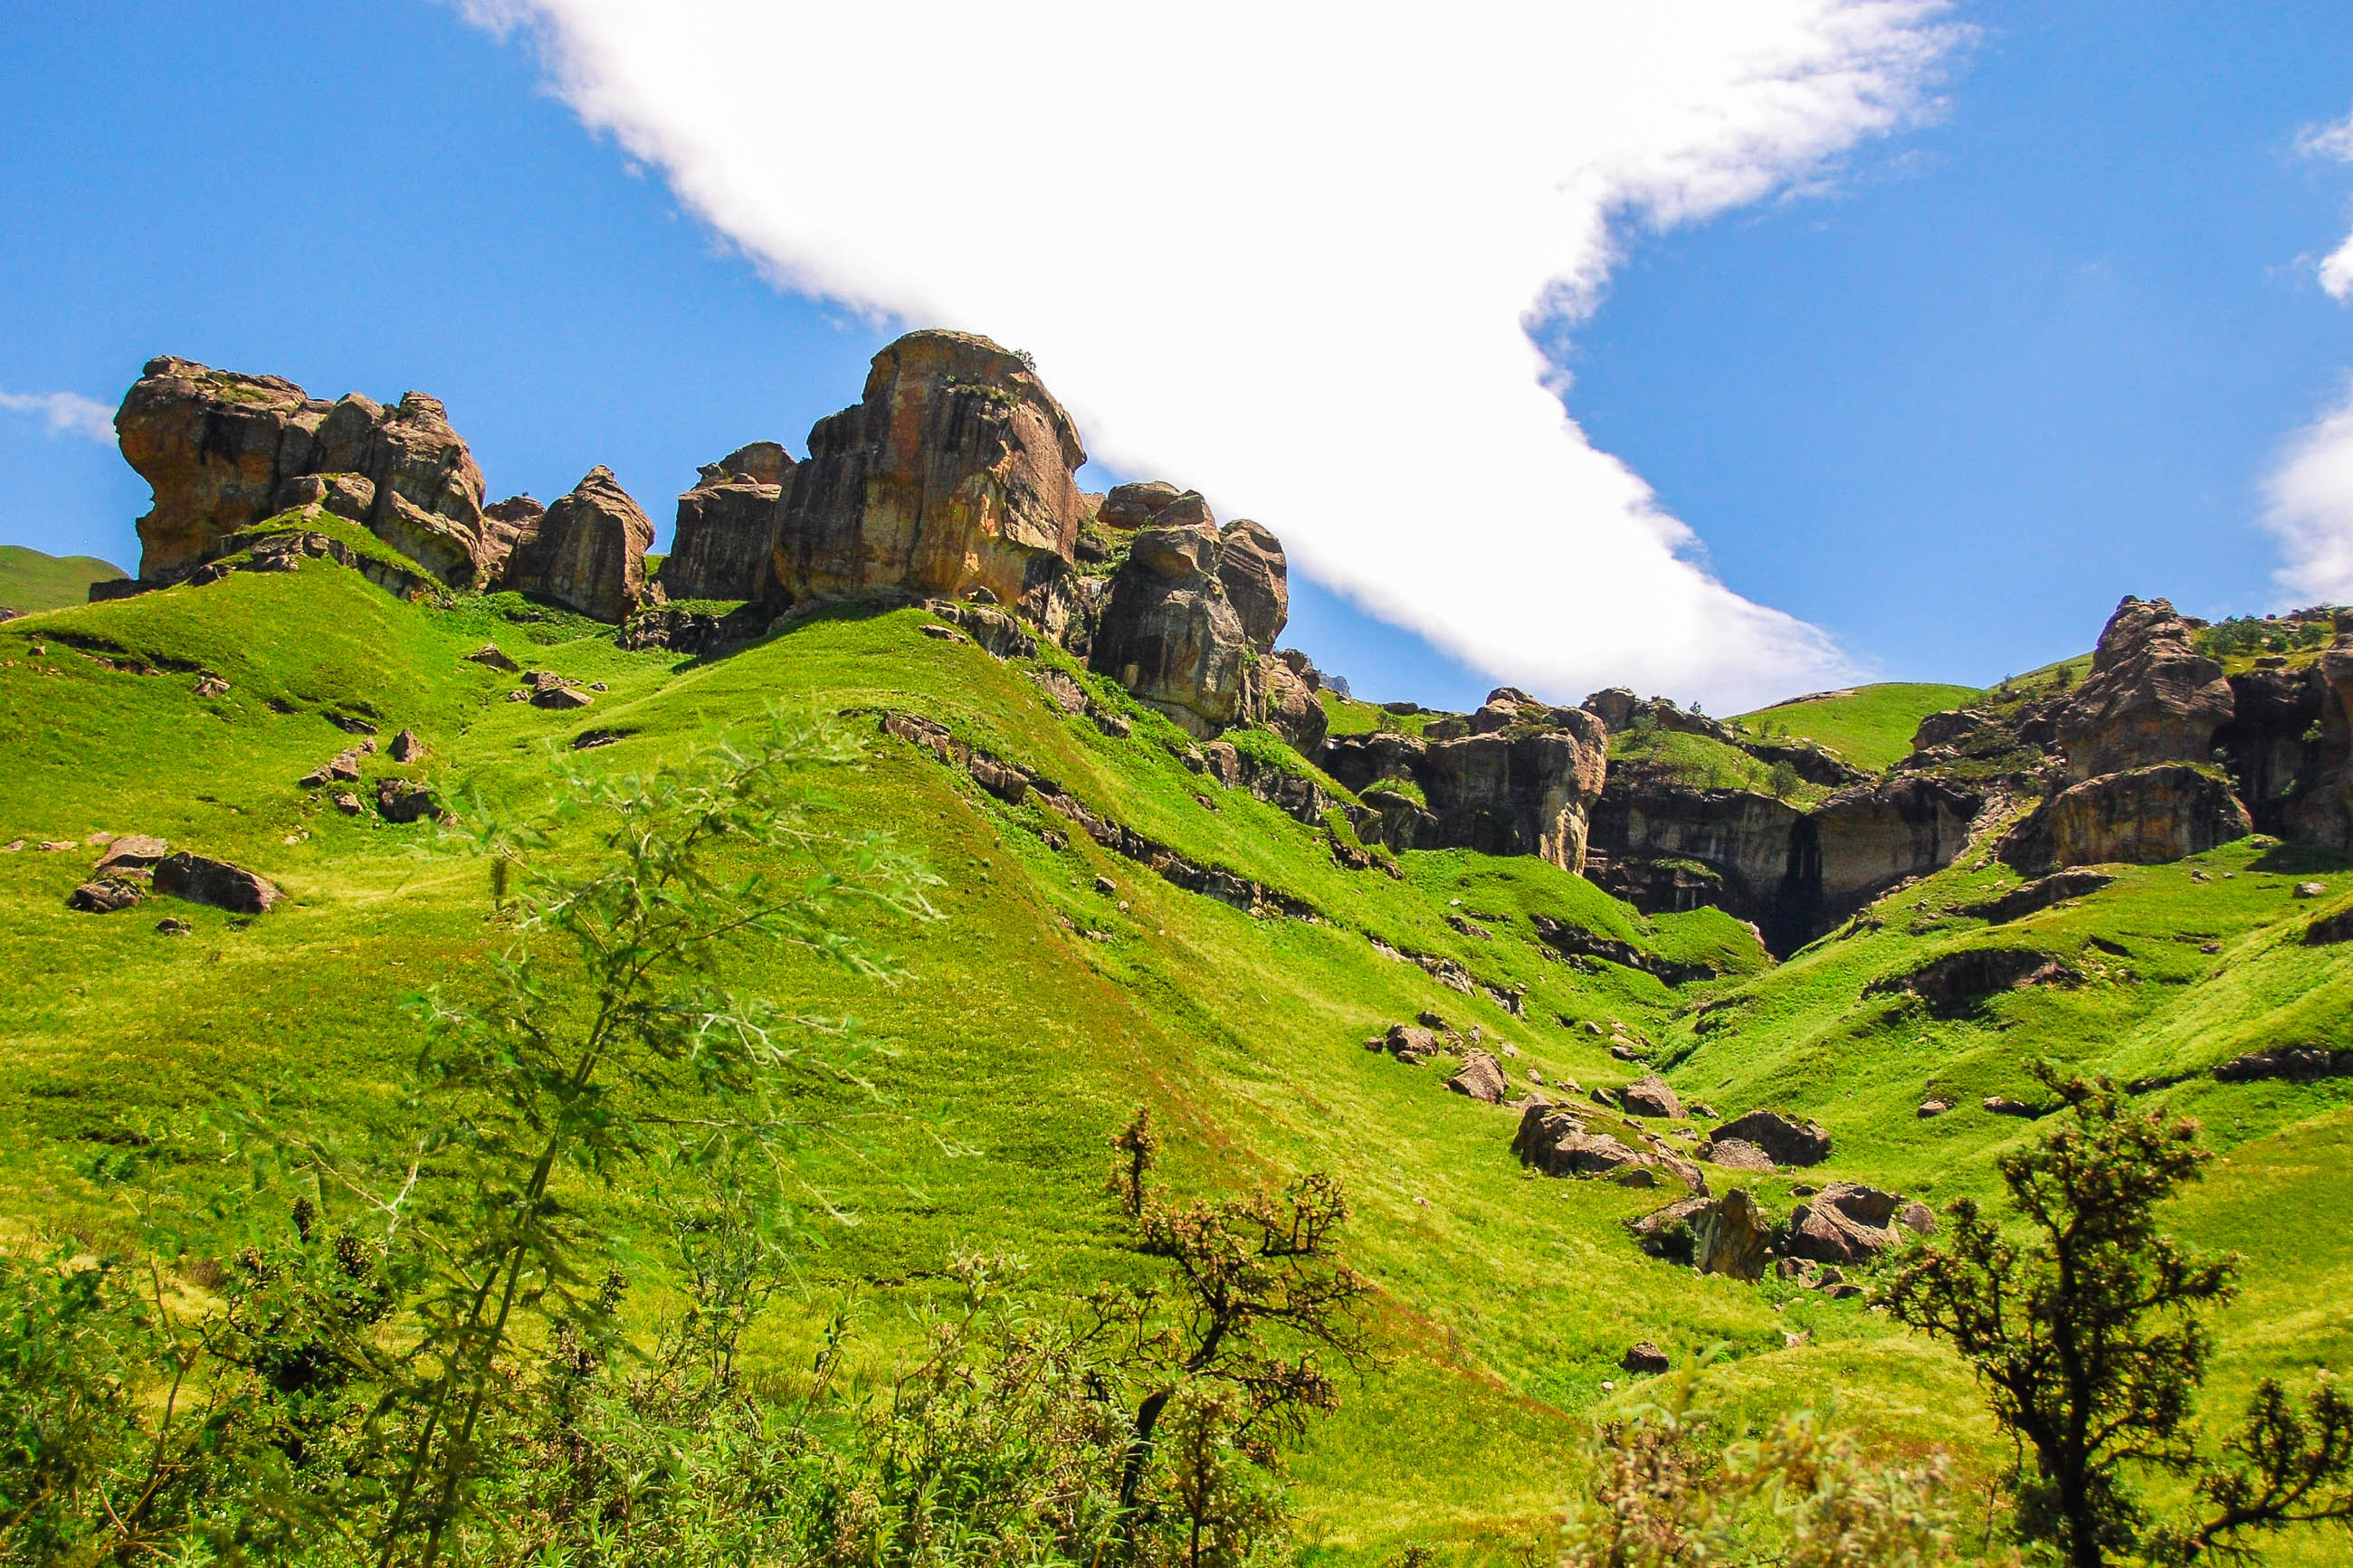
0,544,129,612
1735,681,1984,771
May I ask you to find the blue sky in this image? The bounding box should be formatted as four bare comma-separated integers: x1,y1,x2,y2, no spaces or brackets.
4,3,2352,711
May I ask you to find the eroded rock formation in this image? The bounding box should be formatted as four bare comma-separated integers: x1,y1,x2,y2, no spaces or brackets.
117,356,497,588
501,467,655,623
1090,494,1291,737
2001,763,2253,871
659,442,791,603
2056,596,2235,780
764,331,1089,634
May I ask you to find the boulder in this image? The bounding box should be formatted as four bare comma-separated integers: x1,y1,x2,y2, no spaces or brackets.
2000,764,2252,872
1898,1201,1938,1234
1445,1050,1509,1104
1513,1101,1644,1177
1701,1138,1775,1173
1786,1183,1906,1266
1710,1109,1830,1167
114,358,497,587
1866,947,2081,1012
463,642,520,672
1215,518,1289,652
481,496,544,564
1381,1024,1443,1063
388,728,425,764
68,877,147,913
1695,1189,1776,1281
152,851,281,914
1620,1342,1671,1375
765,331,1089,634
2055,597,2235,781
1621,1074,1683,1118
1263,658,1329,754
376,778,443,824
1097,480,1185,531
659,442,790,602
500,467,654,622
93,835,171,875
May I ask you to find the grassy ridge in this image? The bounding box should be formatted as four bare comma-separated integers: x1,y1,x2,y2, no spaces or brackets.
4,563,2351,1559
1735,681,1984,770
0,544,128,611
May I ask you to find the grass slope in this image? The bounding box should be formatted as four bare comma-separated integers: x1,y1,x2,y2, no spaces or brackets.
0,544,128,611
3,564,2349,1560
1736,681,1984,771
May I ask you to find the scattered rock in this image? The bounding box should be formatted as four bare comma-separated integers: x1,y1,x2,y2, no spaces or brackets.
389,728,425,763
533,686,595,710
376,778,443,824
1621,1074,1684,1118
93,835,170,875
1695,1189,1776,1281
1620,1342,1671,1375
193,673,230,698
37,841,76,852
1786,1183,1905,1266
328,713,378,736
1710,1109,1832,1167
919,623,965,642
1093,710,1133,739
1701,1138,1775,1173
1898,1201,1938,1234
1445,1050,1509,1105
2294,880,2328,898
2211,1047,2353,1083
1867,947,2082,1012
465,643,520,671
1982,1096,2040,1117
1962,869,2116,924
155,917,191,936
1032,668,1091,715
68,877,147,913
1380,1024,1443,1064
152,852,281,914
1917,1098,1954,1118
332,792,363,815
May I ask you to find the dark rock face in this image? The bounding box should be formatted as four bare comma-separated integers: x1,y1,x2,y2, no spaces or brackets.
1962,869,2116,923
1710,1109,1830,1167
1098,480,1185,531
1445,1050,1509,1104
1322,695,1608,871
1263,657,1328,754
116,356,496,588
152,851,281,914
501,467,655,623
2281,622,2353,853
659,442,792,602
1866,947,2080,1012
1786,1183,1903,1267
1090,497,1285,737
764,331,1089,635
2056,597,2235,781
2000,764,2253,872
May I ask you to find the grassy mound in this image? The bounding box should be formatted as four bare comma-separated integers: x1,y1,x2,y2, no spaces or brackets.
1735,681,1985,771
0,543,128,611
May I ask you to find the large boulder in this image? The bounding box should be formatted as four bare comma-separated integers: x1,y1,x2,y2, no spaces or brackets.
2000,763,2253,871
1621,1074,1683,1118
1097,480,1185,531
2056,597,2235,781
1710,1109,1830,1167
1695,1189,1776,1281
1786,1183,1905,1267
658,442,790,602
152,852,281,914
1215,518,1289,652
1090,497,1272,736
1263,657,1329,755
1445,1050,1509,1104
115,357,497,588
764,331,1090,633
501,467,655,623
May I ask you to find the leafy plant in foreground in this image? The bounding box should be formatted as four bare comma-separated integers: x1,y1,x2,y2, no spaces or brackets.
1884,1063,2353,1566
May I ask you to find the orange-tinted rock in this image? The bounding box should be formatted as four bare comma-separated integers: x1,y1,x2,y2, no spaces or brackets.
660,443,790,603
2001,763,2252,870
2056,596,2234,781
766,331,1088,629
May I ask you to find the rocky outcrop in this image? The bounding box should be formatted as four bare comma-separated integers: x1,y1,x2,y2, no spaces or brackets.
1263,651,1329,755
1709,1110,1830,1167
1089,495,1291,736
763,331,1089,635
657,442,791,603
1694,1189,1776,1281
1621,1075,1683,1118
1866,947,2080,1012
1961,869,2116,923
1786,1183,1904,1267
2280,619,2353,853
152,851,281,914
115,356,496,588
500,467,655,622
2056,597,2235,781
1321,693,1608,871
2000,764,2252,872
1445,1050,1509,1104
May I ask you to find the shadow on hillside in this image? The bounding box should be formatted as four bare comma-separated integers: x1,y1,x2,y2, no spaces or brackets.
2248,842,2353,876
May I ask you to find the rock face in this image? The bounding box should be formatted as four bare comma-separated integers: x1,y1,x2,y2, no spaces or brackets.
1695,1189,1776,1281
2056,597,2235,781
1786,1183,1904,1267
500,468,655,622
658,442,791,603
763,331,1089,632
1263,652,1329,755
1621,1075,1683,1118
1445,1050,1509,1104
2001,764,2252,872
1867,947,2080,1012
116,356,496,587
1585,767,1979,956
1710,1110,1830,1167
1090,494,1290,737
1321,694,1609,871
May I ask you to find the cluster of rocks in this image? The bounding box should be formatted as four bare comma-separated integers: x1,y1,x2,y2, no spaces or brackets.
63,834,281,920
1363,1014,1537,1104
285,717,445,822
1630,1179,1934,1285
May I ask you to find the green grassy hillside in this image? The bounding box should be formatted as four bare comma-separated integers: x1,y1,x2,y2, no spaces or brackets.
0,543,128,611
1736,681,1985,770
5,561,2350,1561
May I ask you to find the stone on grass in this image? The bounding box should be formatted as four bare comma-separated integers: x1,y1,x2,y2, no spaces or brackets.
1701,1137,1775,1173
376,778,443,824
532,686,595,710
94,835,170,874
1695,1189,1775,1281
1917,1098,1954,1118
1444,1050,1508,1105
1711,1109,1831,1166
155,917,191,936
153,852,281,914
68,878,147,913
2294,881,2328,898
389,728,425,763
1620,1342,1671,1375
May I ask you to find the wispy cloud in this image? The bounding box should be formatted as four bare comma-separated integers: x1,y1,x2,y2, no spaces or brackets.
0,389,115,442
460,1,1966,708
2262,383,2353,603
2301,108,2353,301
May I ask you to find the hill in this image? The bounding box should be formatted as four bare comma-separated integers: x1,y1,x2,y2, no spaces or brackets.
0,543,127,612
7,337,2352,1563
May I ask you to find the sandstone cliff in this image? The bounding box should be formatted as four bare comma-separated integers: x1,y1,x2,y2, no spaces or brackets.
762,331,1089,636
2056,596,2234,780
659,442,792,603
501,467,655,623
1088,495,1281,737
116,356,497,588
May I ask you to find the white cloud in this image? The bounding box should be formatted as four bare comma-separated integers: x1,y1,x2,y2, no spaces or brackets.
460,0,1963,708
2300,109,2353,302
2262,385,2353,604
0,389,114,442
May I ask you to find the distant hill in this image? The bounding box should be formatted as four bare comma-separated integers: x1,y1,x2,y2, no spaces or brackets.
1736,680,1986,771
0,544,128,613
